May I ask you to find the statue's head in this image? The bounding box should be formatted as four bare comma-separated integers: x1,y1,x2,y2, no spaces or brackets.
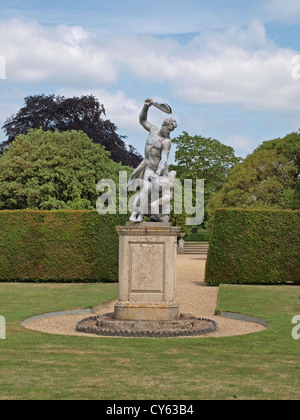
160,118,177,137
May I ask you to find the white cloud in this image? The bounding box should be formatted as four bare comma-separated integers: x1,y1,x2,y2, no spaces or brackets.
107,21,300,113
0,19,117,86
58,87,178,141
225,134,255,157
171,46,299,112
265,0,300,23
97,90,139,130
190,19,273,51
58,88,141,133
1,17,300,121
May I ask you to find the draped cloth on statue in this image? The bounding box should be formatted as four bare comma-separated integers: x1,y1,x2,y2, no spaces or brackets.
127,159,148,188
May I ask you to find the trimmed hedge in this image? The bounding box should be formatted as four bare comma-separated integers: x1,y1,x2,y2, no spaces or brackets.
205,209,300,285
0,210,128,282
184,231,210,242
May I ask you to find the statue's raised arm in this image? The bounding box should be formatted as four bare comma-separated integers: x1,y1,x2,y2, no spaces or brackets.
139,98,155,132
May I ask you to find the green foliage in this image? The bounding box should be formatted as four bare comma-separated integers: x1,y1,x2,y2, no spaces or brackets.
256,130,300,208
205,209,300,285
172,131,241,181
184,231,210,241
169,210,191,236
0,210,128,282
256,130,300,168
170,131,241,227
207,130,300,228
0,128,132,210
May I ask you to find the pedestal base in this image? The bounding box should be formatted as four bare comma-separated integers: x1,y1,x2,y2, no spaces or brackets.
115,222,181,321
114,301,179,321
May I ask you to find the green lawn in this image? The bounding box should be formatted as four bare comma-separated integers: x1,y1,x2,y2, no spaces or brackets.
0,282,299,400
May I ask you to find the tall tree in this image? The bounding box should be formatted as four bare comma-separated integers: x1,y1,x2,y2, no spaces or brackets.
1,94,142,167
171,131,241,188
0,128,132,210
207,130,300,227
170,132,241,226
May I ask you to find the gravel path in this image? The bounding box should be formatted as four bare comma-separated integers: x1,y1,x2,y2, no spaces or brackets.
23,255,267,338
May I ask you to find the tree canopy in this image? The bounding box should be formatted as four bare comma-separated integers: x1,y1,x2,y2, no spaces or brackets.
207,130,300,225
1,94,142,167
170,131,241,226
0,128,132,210
171,131,241,190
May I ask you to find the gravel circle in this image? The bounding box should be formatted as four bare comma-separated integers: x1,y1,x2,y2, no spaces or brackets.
22,255,267,338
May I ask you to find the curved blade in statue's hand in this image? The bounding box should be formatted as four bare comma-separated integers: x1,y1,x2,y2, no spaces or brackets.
151,102,172,114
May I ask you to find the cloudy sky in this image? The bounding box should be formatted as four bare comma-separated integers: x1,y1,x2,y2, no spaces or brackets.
1,0,300,162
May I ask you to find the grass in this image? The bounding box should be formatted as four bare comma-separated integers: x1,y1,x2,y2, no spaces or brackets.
0,282,299,400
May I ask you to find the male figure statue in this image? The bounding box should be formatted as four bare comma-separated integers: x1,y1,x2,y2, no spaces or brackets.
128,98,177,222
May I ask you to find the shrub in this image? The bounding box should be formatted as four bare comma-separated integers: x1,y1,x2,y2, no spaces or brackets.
0,128,132,210
0,210,128,282
205,209,300,285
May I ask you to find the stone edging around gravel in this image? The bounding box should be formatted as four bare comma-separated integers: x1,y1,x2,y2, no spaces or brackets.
21,307,269,336
219,311,269,328
21,308,93,326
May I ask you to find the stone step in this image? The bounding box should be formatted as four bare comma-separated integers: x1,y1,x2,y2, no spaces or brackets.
184,248,209,251
184,243,209,246
184,247,209,250
184,244,209,248
184,251,208,255
183,241,209,254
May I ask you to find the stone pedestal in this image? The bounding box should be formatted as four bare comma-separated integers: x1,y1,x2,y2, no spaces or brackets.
114,222,181,321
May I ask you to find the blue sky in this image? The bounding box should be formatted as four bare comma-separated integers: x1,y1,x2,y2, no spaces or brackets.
1,0,300,162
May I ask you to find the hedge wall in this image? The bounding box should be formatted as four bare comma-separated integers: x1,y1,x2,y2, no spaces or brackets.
0,210,128,282
205,209,300,285
184,231,210,242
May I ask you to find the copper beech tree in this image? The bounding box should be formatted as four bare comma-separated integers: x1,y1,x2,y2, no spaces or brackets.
1,94,142,167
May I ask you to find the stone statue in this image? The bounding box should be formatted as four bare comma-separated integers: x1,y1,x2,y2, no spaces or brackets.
128,98,177,223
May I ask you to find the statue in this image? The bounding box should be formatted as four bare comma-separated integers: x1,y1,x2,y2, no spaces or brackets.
128,98,178,223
